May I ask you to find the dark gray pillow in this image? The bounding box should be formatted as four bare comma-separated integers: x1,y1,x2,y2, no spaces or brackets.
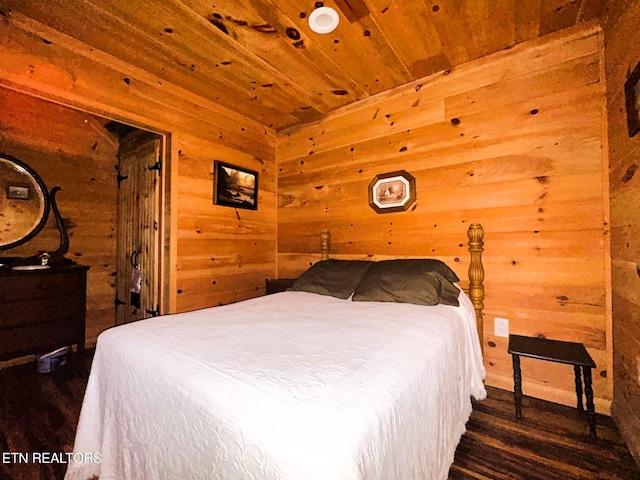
288,259,372,299
365,259,460,283
352,263,460,307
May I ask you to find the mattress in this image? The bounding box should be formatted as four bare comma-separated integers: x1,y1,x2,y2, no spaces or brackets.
64,290,486,480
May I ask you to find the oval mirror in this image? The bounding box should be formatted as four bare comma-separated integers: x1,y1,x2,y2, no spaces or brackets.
0,154,50,250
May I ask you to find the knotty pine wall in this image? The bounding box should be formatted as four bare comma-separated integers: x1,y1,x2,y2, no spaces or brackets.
174,132,276,312
0,14,277,341
604,0,640,462
0,87,118,344
277,23,612,411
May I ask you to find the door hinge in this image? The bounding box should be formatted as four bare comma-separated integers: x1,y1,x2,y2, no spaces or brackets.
146,304,160,317
115,165,128,186
148,157,162,173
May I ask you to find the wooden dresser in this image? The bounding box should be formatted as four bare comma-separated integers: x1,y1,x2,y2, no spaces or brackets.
0,265,89,362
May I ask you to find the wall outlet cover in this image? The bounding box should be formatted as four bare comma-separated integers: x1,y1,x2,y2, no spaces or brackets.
494,317,509,338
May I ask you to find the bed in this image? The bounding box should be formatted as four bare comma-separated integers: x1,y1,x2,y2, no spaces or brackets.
64,224,487,480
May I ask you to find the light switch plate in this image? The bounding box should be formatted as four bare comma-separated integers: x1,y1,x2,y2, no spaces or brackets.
494,317,509,338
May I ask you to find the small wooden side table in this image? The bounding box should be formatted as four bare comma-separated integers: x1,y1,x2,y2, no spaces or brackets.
508,334,597,436
265,278,296,295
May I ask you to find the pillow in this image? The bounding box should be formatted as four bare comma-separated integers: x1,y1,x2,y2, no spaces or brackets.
352,261,460,307
367,258,460,283
287,259,372,299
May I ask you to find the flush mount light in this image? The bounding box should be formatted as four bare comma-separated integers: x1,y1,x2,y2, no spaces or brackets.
308,6,339,34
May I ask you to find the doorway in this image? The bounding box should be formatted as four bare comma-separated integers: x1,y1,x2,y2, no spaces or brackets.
110,126,164,324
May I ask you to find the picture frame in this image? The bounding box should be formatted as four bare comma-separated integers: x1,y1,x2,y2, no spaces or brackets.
7,185,29,200
624,61,640,138
368,170,416,214
213,160,258,210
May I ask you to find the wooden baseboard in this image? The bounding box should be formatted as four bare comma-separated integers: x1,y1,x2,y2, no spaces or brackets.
486,373,612,415
611,400,640,467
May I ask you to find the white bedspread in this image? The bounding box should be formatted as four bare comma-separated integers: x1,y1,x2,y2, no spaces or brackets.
65,291,485,480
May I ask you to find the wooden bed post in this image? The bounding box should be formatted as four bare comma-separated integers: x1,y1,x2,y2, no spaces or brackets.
320,229,331,261
467,224,485,353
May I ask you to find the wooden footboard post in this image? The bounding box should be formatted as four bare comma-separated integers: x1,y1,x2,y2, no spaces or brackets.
467,224,485,354
320,229,331,261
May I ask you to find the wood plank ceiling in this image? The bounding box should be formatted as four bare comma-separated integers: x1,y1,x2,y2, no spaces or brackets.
0,0,605,131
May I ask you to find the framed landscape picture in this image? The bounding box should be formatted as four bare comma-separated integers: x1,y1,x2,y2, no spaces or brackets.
625,61,640,138
7,185,29,200
213,160,258,210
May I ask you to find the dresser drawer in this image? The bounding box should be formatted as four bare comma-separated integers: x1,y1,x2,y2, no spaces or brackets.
0,271,85,302
0,318,80,361
0,265,88,362
0,296,84,328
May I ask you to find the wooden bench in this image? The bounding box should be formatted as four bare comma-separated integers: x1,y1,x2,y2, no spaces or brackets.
508,334,597,436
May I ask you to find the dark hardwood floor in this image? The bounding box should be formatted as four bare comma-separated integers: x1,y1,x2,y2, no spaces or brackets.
451,389,639,480
0,352,92,480
0,352,638,480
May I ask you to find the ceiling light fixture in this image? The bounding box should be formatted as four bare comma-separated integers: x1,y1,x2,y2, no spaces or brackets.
308,6,339,34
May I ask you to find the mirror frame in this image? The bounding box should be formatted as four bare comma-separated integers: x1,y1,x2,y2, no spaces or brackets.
0,153,51,250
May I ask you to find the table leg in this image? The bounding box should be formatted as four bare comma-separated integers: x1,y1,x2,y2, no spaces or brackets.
512,354,522,419
583,366,596,437
574,365,584,412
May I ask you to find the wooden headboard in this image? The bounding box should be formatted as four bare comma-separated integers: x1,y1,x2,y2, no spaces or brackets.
318,223,485,350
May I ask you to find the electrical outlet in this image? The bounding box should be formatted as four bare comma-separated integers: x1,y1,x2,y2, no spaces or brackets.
494,317,509,338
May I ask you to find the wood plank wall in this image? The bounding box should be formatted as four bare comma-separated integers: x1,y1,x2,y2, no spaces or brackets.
0,87,118,344
604,0,640,463
174,132,276,312
0,12,277,339
277,23,611,411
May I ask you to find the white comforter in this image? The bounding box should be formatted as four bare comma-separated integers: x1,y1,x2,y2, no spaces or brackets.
65,291,486,480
